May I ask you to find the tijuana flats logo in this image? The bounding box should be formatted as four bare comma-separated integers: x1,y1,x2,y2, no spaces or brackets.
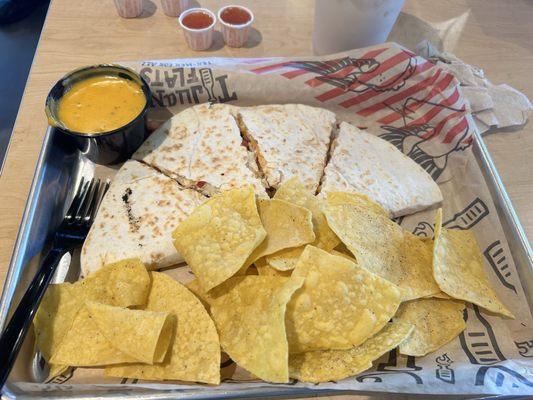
139,67,237,107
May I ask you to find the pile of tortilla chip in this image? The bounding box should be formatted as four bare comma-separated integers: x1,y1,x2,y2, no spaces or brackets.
34,259,221,384
35,181,514,385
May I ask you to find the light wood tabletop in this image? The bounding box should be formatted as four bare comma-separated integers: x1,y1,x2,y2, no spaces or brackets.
0,0,531,398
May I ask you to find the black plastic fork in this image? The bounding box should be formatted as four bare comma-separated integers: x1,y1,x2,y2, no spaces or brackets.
0,177,109,388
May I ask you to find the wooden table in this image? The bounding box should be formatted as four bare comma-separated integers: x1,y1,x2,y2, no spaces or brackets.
0,0,531,398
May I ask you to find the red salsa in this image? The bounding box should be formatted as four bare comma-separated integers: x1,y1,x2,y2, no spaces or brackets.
220,7,251,25
182,11,214,29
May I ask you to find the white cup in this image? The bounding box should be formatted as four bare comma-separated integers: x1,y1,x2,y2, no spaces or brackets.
178,8,217,51
160,0,189,17
114,0,143,18
313,0,405,55
217,5,254,48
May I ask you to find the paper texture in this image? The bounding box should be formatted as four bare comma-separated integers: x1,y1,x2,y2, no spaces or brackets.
416,40,533,134
15,43,533,397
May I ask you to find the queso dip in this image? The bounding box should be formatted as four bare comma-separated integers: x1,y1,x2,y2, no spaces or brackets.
57,75,146,134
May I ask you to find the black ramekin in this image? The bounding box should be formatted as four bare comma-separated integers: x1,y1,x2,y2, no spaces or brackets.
45,64,152,165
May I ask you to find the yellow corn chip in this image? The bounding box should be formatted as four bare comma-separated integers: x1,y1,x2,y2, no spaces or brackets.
426,292,453,299
209,276,304,383
248,199,315,263
34,259,150,364
185,278,216,309
323,192,439,300
255,258,292,277
289,320,413,383
326,191,389,217
265,247,304,271
330,249,356,261
286,246,402,353
433,209,514,318
274,177,339,251
50,301,174,366
172,187,266,291
106,273,220,384
395,298,466,356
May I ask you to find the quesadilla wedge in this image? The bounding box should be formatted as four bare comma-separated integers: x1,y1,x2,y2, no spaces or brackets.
133,103,268,197
81,160,205,277
237,104,336,192
320,122,442,217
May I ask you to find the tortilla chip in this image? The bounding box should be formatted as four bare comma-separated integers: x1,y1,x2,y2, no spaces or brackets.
323,193,439,300
286,246,402,353
248,199,315,263
401,234,441,300
326,191,389,217
289,320,413,383
433,209,514,318
274,177,339,251
255,258,293,277
172,187,266,291
264,247,304,271
395,298,466,356
185,278,216,309
330,249,356,261
50,302,174,366
426,292,453,299
106,272,221,384
209,276,304,383
34,259,150,363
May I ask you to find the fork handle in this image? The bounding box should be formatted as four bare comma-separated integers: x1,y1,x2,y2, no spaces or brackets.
0,247,67,388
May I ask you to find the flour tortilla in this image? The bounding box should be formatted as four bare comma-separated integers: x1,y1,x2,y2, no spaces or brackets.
133,103,267,197
81,161,205,277
320,122,443,217
238,104,336,192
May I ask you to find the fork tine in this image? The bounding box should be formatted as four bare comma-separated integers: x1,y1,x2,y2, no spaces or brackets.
88,179,110,223
76,179,98,224
65,177,88,219
81,179,101,224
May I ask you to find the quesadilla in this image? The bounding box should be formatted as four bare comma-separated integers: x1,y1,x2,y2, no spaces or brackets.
237,104,336,192
133,103,268,197
320,122,442,217
81,160,205,277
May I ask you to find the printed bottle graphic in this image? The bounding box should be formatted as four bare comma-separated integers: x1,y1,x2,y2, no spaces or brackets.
412,197,489,237
444,198,489,230
458,307,533,392
199,68,217,103
483,240,516,293
459,305,505,365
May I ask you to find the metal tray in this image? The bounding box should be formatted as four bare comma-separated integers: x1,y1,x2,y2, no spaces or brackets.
0,125,531,400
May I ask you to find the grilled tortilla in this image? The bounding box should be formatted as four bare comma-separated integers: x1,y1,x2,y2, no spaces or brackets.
320,122,442,217
133,104,267,197
237,104,336,192
81,161,205,277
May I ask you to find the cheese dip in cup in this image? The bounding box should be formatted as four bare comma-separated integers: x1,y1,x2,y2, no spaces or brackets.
45,65,151,165
179,8,216,51
217,5,254,48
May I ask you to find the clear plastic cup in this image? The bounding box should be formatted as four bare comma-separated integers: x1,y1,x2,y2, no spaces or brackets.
313,0,405,55
161,0,190,17
217,5,254,48
113,0,143,19
178,8,217,51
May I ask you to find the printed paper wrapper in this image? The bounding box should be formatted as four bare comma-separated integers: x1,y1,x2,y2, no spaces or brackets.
16,43,533,397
